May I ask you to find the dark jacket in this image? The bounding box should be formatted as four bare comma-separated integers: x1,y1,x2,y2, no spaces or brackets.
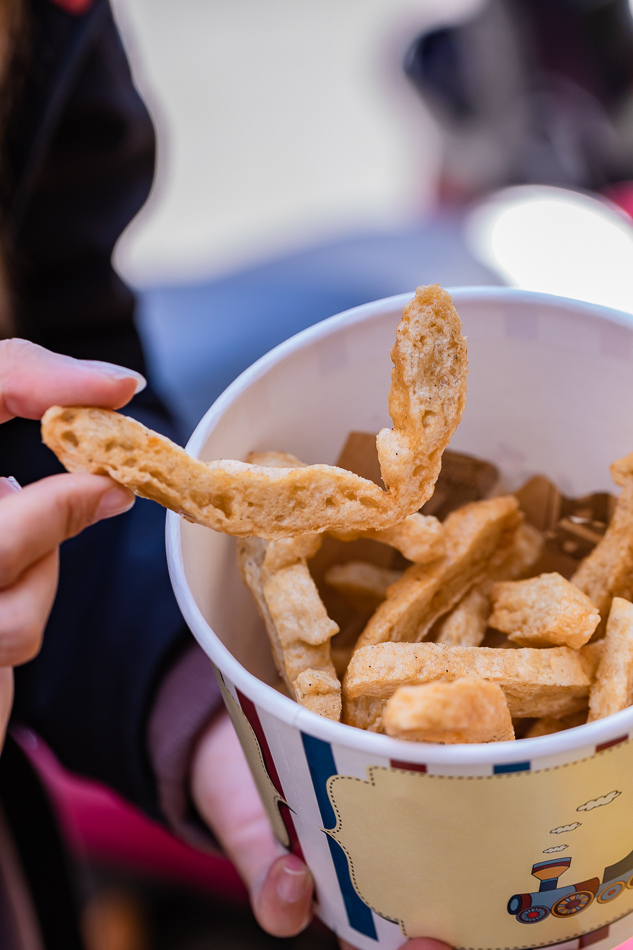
1,0,197,820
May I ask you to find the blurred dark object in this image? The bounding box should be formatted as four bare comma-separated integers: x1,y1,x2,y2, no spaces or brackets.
404,0,633,203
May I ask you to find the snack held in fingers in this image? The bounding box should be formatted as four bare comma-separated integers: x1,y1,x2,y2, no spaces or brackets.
41,285,467,539
382,677,515,743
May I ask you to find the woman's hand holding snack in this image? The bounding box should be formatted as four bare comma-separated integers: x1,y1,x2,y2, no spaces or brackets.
0,339,142,750
191,710,450,950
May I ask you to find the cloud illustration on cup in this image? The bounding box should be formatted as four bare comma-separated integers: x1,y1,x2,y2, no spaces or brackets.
550,822,581,833
577,790,621,811
543,845,568,853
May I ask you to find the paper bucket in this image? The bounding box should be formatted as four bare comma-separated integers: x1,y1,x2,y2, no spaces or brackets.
166,287,633,950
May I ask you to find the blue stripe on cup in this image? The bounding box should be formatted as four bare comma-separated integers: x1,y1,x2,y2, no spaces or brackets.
301,733,377,940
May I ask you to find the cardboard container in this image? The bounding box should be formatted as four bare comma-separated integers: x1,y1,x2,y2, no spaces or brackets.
166,287,633,950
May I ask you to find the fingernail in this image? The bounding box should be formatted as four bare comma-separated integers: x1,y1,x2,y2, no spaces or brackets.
0,476,21,494
83,360,147,394
276,859,310,904
94,485,136,520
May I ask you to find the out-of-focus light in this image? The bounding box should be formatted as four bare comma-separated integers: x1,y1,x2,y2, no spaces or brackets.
465,185,633,314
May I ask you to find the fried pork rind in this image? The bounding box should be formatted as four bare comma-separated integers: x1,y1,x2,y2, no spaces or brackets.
523,710,588,738
383,678,515,743
436,522,543,647
488,572,600,650
41,285,468,540
343,641,592,729
587,597,633,722
332,513,444,564
572,452,633,617
434,588,492,649
323,561,403,612
376,285,468,502
237,536,342,721
354,496,523,649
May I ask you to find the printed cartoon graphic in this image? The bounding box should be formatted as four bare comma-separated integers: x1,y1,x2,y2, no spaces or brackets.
508,790,628,925
578,792,621,811
508,849,633,924
326,755,633,948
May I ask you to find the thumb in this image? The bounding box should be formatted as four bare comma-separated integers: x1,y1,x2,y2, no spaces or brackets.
0,473,134,588
191,711,313,937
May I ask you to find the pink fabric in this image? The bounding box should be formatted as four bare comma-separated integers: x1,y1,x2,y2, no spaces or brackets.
17,729,247,902
601,182,633,219
47,0,94,13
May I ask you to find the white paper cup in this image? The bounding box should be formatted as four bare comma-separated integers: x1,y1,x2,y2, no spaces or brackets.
167,287,633,950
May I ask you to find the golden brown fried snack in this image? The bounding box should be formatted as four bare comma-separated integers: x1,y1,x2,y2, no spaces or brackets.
235,448,342,719
572,452,633,617
41,285,468,540
354,495,522,649
376,285,468,503
434,588,492,649
383,678,515,743
323,561,403,612
332,513,444,564
523,710,588,738
343,641,591,728
237,536,342,721
488,572,600,649
436,523,543,648
587,597,633,721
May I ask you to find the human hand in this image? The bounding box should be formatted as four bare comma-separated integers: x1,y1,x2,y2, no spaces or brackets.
191,710,451,950
0,338,146,749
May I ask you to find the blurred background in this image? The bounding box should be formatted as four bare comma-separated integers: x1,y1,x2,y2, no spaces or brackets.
100,0,633,439
35,1,633,948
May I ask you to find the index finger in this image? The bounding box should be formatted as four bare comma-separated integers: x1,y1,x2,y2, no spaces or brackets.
0,339,146,423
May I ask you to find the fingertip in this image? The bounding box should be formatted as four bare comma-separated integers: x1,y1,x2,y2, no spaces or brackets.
402,940,452,950
253,854,313,938
92,485,136,522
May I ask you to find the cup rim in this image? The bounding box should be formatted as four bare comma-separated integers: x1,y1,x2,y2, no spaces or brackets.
166,285,633,766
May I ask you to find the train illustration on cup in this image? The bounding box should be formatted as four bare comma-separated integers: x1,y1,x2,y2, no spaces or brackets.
508,851,633,923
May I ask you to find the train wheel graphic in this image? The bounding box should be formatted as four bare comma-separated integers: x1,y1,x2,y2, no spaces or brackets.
598,882,626,903
517,906,550,923
551,891,594,917
627,875,633,890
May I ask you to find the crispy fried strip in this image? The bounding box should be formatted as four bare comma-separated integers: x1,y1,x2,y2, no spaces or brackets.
436,522,543,647
343,641,591,727
434,588,491,649
41,285,467,540
354,496,522,648
383,678,515,743
237,536,342,721
587,597,633,721
332,513,444,564
235,449,341,719
523,710,588,738
572,452,633,617
489,572,600,649
376,285,468,503
324,561,403,612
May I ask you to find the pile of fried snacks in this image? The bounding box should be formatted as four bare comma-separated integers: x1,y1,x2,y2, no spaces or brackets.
40,284,633,743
